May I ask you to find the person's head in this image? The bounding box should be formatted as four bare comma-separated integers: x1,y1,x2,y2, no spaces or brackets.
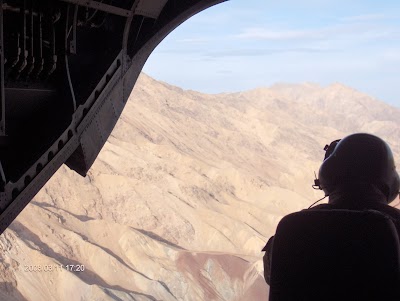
318,133,400,204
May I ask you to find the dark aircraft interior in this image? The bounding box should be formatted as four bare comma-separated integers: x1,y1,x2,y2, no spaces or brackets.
0,0,224,234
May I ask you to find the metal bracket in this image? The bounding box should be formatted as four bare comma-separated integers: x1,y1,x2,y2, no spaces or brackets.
60,0,133,17
69,5,78,55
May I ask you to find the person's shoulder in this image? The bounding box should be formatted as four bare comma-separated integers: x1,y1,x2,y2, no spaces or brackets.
371,203,400,219
306,202,400,218
305,203,335,211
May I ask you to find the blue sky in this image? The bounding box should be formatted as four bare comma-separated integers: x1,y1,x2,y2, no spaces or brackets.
143,0,400,107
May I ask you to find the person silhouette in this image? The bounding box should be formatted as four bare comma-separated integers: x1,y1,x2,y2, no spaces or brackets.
262,133,400,285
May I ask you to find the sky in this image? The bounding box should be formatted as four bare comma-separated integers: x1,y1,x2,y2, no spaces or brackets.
143,0,400,107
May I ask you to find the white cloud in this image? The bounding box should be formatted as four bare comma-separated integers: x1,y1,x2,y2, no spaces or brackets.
234,27,325,41
341,14,388,23
175,37,212,44
234,22,400,43
202,47,331,59
381,49,400,62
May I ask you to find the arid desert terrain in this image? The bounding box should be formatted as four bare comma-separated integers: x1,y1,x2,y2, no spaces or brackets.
1,73,400,301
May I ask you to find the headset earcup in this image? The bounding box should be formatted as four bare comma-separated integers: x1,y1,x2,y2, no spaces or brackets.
317,140,341,195
318,155,336,196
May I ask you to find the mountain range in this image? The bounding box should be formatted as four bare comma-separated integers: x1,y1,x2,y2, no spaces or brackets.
0,73,399,300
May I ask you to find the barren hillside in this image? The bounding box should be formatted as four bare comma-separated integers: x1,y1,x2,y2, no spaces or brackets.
0,74,399,301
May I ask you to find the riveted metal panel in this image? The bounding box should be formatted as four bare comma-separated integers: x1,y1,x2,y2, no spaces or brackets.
135,0,168,18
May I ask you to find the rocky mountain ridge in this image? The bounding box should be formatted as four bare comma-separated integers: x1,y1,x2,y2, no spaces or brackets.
0,73,399,300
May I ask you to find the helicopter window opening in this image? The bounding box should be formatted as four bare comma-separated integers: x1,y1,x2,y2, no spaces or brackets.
143,0,400,107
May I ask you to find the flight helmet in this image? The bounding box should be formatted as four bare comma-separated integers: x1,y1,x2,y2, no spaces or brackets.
318,133,400,204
